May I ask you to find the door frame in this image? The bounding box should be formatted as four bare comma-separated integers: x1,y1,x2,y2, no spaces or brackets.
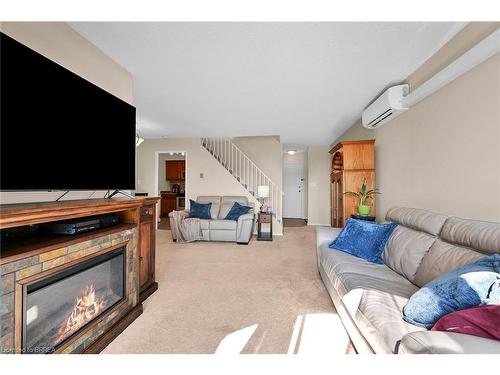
283,161,306,219
154,150,188,227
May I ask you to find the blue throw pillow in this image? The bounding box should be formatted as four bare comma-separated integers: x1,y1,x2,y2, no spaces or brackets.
329,218,397,264
224,202,252,221
403,254,500,329
189,199,212,219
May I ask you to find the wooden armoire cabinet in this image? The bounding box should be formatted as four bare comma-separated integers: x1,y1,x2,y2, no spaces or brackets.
329,140,376,227
138,197,160,302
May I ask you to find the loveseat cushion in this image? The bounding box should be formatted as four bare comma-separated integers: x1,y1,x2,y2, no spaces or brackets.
199,219,210,230
210,220,237,231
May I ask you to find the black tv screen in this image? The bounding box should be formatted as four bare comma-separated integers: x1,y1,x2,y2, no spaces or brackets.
0,33,136,191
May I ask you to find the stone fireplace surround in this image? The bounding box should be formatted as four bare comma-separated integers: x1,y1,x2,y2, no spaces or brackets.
0,199,145,354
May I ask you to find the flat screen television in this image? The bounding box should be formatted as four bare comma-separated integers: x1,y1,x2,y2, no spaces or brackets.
0,32,136,191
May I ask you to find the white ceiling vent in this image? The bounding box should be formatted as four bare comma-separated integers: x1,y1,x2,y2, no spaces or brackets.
361,84,409,129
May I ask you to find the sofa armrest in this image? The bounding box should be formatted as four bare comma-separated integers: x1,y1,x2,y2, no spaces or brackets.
168,210,189,218
315,226,342,248
398,331,500,354
236,213,255,244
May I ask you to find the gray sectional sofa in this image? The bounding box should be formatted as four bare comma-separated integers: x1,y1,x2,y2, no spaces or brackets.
169,196,255,244
316,207,500,354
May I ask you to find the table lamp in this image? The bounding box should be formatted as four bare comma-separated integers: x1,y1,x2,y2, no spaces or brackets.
257,185,269,213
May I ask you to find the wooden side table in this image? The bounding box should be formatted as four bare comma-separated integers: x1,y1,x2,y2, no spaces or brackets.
257,212,273,241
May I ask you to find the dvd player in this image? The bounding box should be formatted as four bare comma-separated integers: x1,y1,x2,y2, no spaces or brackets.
42,214,119,235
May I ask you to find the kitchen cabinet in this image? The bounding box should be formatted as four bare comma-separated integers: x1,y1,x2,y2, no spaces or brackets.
160,192,177,217
166,160,185,181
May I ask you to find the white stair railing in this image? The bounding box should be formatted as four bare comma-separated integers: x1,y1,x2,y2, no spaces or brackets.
201,137,283,223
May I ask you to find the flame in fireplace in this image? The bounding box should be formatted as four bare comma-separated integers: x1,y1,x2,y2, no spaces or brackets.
56,284,107,342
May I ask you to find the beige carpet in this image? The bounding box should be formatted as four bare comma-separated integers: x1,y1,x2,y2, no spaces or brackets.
103,226,354,354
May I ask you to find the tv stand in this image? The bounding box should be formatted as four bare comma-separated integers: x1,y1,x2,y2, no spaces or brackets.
107,190,135,199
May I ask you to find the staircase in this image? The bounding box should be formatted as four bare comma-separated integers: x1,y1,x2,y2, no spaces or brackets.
201,138,283,223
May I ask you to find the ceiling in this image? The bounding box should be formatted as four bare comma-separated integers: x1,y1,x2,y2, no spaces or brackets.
70,22,465,147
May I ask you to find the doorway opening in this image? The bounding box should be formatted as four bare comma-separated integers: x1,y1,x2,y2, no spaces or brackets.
283,151,307,227
155,151,187,230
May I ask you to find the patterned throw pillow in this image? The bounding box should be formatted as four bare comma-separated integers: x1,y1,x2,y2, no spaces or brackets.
403,254,500,329
328,218,397,264
224,202,252,221
189,199,212,219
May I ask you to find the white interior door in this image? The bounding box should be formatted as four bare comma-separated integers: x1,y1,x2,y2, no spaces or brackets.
283,163,305,218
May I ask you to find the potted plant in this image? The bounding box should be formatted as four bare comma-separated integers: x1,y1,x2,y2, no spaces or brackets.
344,182,379,216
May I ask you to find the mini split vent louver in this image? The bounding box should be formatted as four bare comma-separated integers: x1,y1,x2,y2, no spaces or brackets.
361,84,409,129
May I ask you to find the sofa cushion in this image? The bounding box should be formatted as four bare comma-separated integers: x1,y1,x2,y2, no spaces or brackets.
386,207,448,236
318,242,419,300
383,226,437,283
210,220,237,231
218,196,249,219
329,219,397,264
196,196,221,220
414,239,484,287
414,217,500,287
354,289,426,353
440,217,500,255
403,254,500,329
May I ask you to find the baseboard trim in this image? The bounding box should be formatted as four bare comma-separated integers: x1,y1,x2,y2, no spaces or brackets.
307,223,331,226
139,282,158,303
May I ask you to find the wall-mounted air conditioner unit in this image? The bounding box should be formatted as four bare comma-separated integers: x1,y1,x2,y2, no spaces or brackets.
361,84,409,129
361,29,500,130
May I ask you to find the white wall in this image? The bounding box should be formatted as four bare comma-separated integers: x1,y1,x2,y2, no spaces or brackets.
0,22,133,204
307,146,331,225
331,24,500,222
232,136,283,191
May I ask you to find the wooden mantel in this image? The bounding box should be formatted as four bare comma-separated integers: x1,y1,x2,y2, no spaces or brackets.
0,197,158,354
0,198,144,229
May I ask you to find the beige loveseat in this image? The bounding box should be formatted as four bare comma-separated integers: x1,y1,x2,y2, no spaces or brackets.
316,207,500,354
169,196,255,244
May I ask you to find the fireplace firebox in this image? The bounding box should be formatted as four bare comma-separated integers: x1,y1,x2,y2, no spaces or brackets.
22,248,126,353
